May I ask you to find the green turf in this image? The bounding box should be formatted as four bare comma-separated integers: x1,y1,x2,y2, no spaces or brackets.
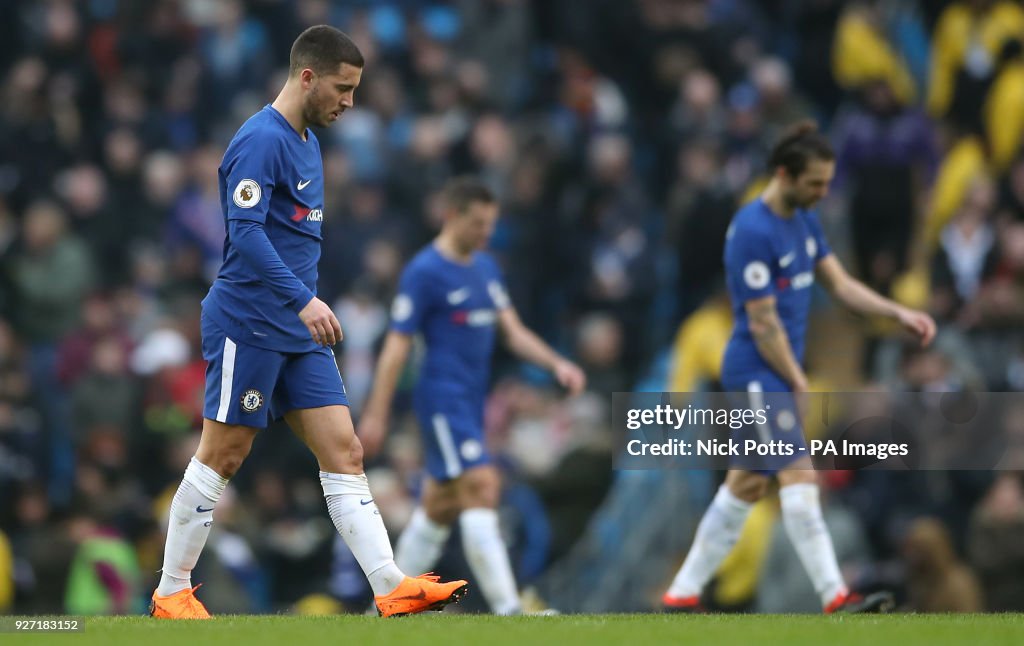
5,613,1023,645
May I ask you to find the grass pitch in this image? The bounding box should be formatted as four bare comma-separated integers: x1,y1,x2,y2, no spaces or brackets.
8,613,1023,645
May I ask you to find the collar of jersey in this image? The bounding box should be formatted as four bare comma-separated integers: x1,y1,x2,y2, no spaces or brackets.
265,104,310,143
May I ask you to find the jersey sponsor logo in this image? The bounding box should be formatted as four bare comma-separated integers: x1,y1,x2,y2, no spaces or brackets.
779,251,796,268
451,308,497,327
233,179,261,208
447,287,471,305
291,204,324,222
487,280,510,309
297,179,312,190
806,236,817,259
743,261,770,290
792,271,814,289
240,389,264,413
777,270,814,291
392,294,413,322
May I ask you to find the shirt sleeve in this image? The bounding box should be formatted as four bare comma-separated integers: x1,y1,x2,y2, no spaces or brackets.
805,211,833,262
228,219,315,313
390,265,431,335
482,255,512,311
223,132,279,224
725,223,777,303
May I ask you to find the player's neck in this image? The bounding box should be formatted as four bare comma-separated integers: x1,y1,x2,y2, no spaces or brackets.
761,180,796,219
271,84,309,141
434,235,473,264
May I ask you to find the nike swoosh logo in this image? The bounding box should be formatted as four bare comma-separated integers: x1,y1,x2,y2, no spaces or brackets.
779,252,796,268
196,505,214,513
390,589,427,601
447,288,470,305
360,498,375,506
297,179,311,190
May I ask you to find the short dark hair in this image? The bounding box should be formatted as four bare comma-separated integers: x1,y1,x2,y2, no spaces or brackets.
289,25,364,76
768,120,834,178
441,176,496,214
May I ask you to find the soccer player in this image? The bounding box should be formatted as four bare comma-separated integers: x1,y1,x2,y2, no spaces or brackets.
358,177,586,615
150,26,467,619
662,121,936,613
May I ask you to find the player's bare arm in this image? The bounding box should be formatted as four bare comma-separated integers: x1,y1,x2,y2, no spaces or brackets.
358,330,414,456
815,255,936,347
745,295,808,392
496,307,586,395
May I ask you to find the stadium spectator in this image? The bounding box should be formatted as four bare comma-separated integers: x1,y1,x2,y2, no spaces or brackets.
903,516,984,612
69,336,136,440
968,472,1024,610
927,0,1024,134
930,174,1000,322
63,509,143,615
833,1,920,105
834,78,938,293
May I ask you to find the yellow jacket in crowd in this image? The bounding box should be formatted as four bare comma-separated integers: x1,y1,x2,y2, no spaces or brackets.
833,6,916,105
927,1,1024,118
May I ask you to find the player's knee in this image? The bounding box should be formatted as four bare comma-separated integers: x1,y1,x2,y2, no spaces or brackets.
423,496,460,525
728,477,768,503
461,490,498,509
340,433,364,471
458,470,500,509
197,423,256,478
209,448,249,479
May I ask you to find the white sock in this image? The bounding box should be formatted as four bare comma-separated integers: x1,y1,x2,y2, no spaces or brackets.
320,471,404,597
779,483,847,607
395,506,451,576
460,507,521,615
157,457,228,596
667,484,753,598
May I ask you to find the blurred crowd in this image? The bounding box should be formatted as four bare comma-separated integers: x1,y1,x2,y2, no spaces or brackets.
1,0,1024,616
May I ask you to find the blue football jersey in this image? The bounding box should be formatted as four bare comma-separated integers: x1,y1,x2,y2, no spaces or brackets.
203,105,326,352
390,246,511,401
721,198,832,378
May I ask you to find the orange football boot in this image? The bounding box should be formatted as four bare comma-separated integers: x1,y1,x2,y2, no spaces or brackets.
824,590,894,614
375,573,469,618
661,592,706,613
150,584,212,619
